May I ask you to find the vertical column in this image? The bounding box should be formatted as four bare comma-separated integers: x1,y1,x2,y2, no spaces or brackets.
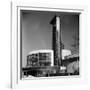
51,50,54,66
50,15,62,67
56,16,61,66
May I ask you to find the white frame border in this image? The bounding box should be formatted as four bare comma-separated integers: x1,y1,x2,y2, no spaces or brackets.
11,2,88,89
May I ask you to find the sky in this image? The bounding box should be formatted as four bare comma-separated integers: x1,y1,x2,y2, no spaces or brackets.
21,10,79,67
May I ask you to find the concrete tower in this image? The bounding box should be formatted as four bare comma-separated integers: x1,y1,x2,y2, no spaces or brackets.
50,15,62,66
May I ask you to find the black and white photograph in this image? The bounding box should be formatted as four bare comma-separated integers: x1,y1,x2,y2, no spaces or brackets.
21,10,80,79
10,1,89,88
0,0,88,89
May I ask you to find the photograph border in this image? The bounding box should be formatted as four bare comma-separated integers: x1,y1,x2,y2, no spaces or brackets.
11,2,88,88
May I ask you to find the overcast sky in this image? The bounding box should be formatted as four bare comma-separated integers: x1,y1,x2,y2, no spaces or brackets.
21,10,79,67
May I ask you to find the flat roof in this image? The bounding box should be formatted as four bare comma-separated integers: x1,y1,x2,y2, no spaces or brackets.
28,49,53,55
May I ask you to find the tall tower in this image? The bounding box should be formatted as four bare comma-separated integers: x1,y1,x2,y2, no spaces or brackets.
50,15,62,66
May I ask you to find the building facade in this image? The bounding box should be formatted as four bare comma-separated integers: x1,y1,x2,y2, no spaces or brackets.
27,50,54,67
